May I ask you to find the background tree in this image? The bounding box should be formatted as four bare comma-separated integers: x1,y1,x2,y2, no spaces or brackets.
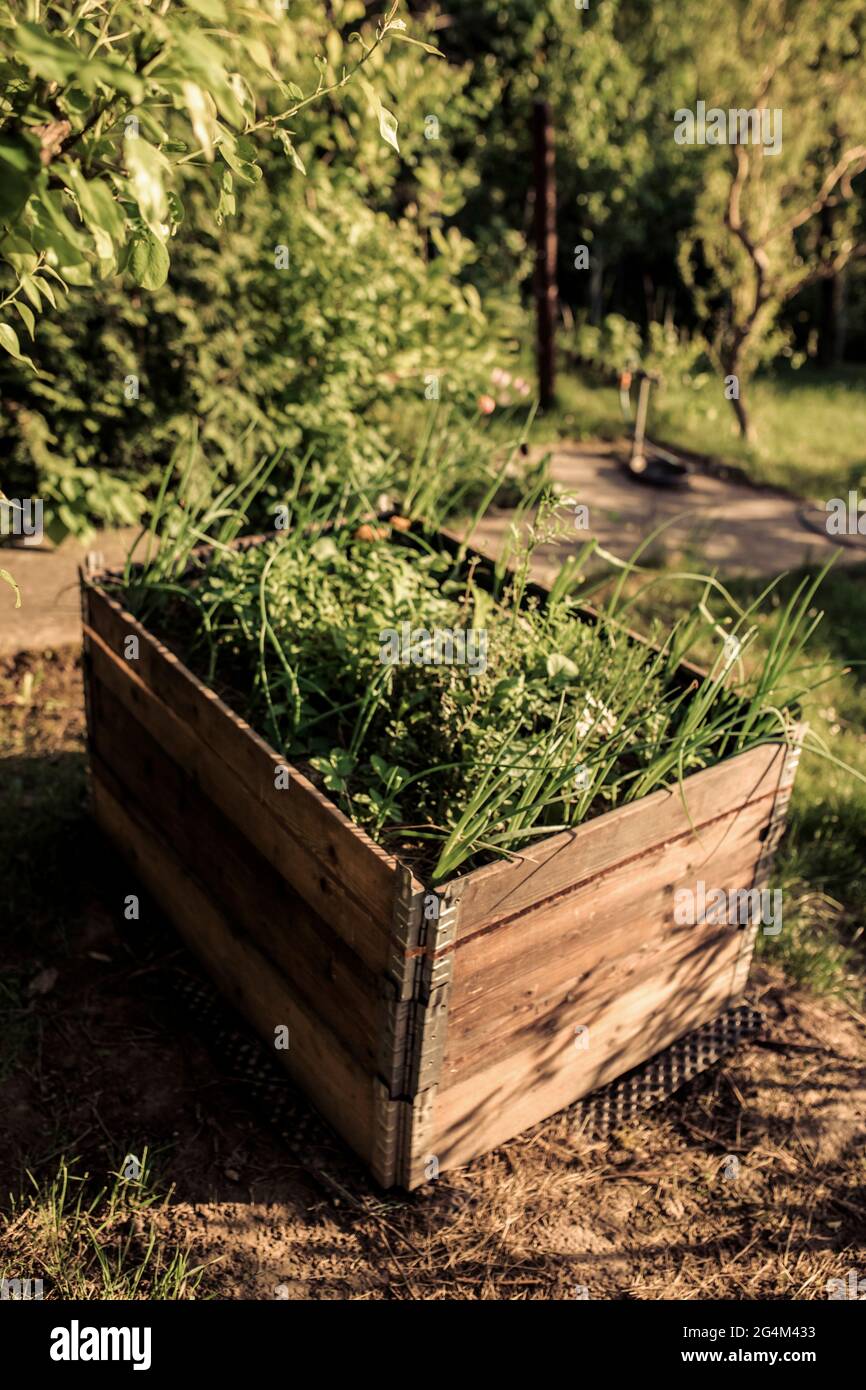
676,0,866,439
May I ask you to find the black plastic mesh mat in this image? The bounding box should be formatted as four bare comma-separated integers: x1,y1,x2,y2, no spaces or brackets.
162,961,764,1177
567,1004,765,1136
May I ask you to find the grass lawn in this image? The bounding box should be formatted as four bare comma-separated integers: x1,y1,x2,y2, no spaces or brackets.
524,363,866,503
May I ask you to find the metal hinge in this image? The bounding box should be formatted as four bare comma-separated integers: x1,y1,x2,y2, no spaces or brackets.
377,867,463,1183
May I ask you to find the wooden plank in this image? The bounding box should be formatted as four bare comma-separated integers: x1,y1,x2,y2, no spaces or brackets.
443,917,744,1086
444,792,771,1055
83,582,397,969
426,950,739,1175
85,623,391,976
445,741,786,936
88,674,382,1072
90,773,377,1165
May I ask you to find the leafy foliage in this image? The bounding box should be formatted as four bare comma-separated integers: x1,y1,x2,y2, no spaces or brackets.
0,1,516,538
668,0,866,436
118,480,843,882
2,171,506,537
0,0,417,346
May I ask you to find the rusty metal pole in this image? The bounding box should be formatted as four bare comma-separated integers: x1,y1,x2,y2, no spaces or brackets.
533,99,558,410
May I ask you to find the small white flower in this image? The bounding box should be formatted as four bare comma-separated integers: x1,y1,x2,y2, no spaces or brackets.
575,694,616,739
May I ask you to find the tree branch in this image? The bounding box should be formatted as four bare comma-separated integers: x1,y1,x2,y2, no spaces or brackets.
783,241,866,300
767,145,866,242
723,144,771,359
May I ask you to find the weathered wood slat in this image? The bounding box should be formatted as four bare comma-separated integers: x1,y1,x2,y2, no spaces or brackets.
449,792,771,984
443,793,773,1076
90,773,376,1163
446,741,785,935
85,623,390,976
443,919,744,1085
428,952,739,1172
88,672,382,1072
84,584,397,970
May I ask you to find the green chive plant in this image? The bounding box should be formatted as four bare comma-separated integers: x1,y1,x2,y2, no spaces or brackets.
117,452,861,885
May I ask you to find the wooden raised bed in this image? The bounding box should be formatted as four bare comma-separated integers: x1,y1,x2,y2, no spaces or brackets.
79,533,802,1189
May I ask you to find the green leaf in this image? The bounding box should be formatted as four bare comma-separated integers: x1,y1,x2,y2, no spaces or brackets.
29,190,88,256
21,271,43,308
163,31,247,128
217,128,262,184
370,754,391,781
12,23,144,99
27,195,91,281
14,299,35,337
491,675,524,703
216,169,235,223
390,34,445,57
217,141,261,184
247,38,282,83
0,321,38,370
127,230,170,290
181,80,217,161
1,569,22,609
11,22,81,84
183,0,227,18
310,536,338,562
166,191,185,228
377,101,400,154
59,261,93,288
78,57,145,100
276,129,306,174
0,234,39,275
0,134,41,224
125,137,170,233
546,653,578,680
59,165,126,260
31,276,57,308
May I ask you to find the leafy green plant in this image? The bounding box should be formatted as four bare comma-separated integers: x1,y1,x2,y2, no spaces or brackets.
0,2,514,539
115,465,863,884
0,0,421,348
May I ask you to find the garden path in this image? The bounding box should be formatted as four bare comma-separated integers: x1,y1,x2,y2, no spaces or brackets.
0,527,139,658
2,439,865,658
469,440,866,583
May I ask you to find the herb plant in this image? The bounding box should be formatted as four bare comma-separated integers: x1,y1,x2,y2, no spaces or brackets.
118,464,856,884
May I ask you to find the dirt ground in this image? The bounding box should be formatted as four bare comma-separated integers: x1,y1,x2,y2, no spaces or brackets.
1,648,865,1300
